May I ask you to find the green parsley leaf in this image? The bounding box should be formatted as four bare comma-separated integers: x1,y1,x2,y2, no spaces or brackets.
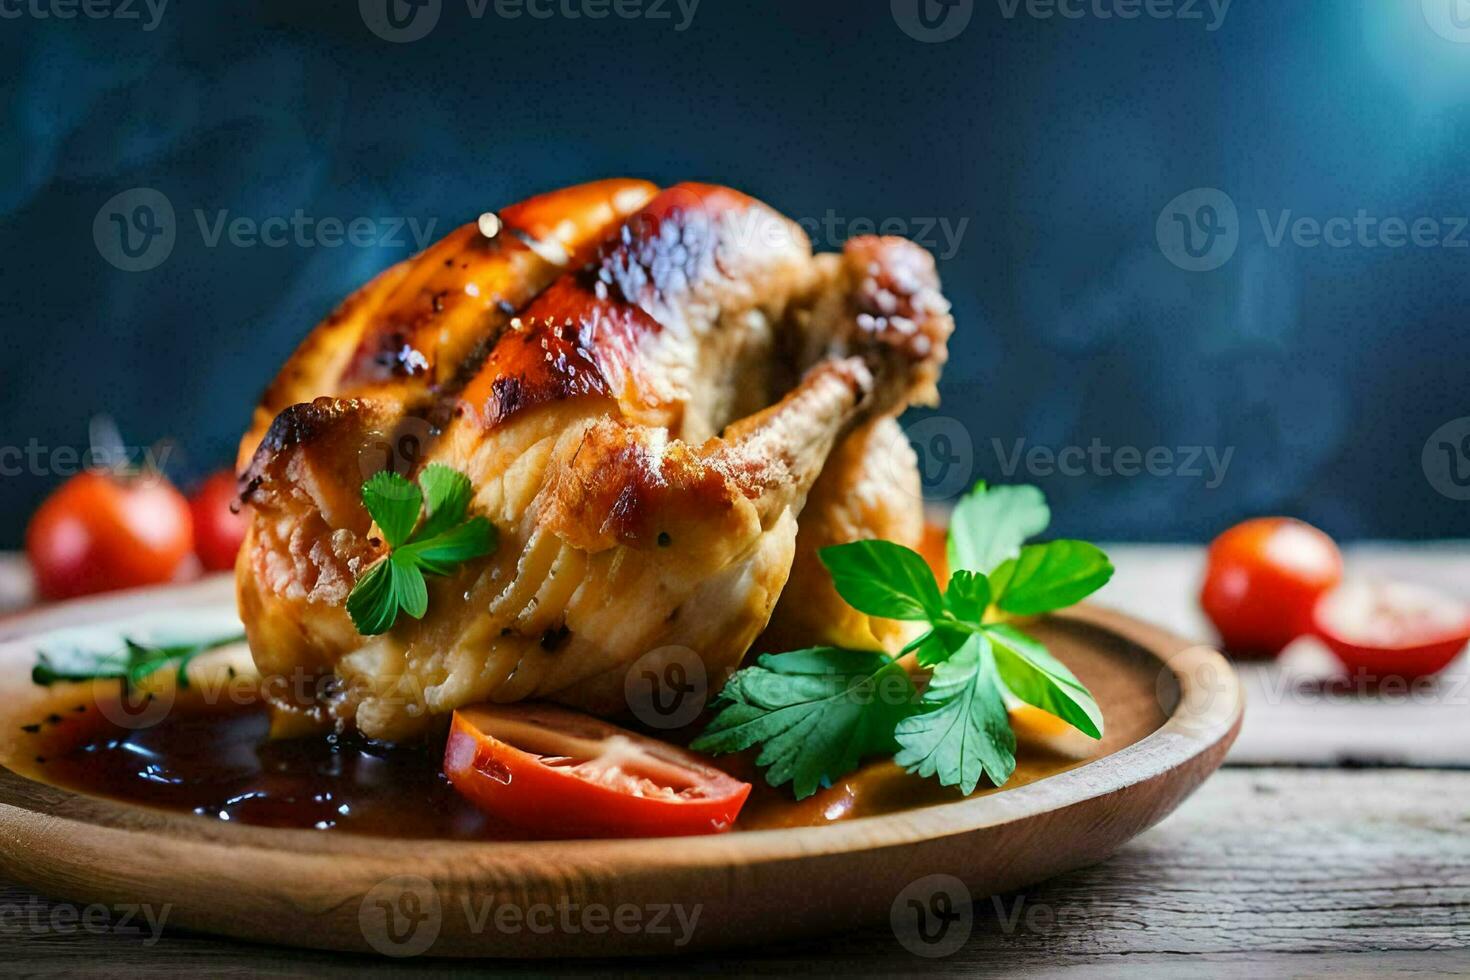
692,648,918,800
396,518,497,576
348,465,498,636
943,570,990,625
362,471,422,547
987,623,1103,739
416,462,474,540
388,555,430,620
894,633,1016,794
819,540,943,622
948,483,1050,576
346,559,398,636
989,540,1114,615
33,633,244,689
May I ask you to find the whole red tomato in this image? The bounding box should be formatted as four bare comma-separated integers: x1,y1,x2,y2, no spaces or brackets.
27,470,195,601
1200,517,1342,658
190,470,249,572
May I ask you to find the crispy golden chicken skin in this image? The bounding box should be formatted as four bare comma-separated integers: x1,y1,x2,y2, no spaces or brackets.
237,181,954,739
237,179,659,471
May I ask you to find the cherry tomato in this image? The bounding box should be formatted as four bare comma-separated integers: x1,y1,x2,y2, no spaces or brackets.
444,703,751,838
190,470,249,572
1200,517,1342,658
26,470,195,601
1313,580,1470,680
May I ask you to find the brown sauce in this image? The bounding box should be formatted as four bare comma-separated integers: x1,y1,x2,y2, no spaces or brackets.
21,685,1096,839
30,693,514,840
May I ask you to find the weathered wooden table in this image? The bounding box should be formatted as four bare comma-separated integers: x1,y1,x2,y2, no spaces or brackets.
1,545,1466,976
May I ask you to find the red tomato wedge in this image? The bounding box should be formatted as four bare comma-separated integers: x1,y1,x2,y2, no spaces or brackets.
444,703,751,839
1312,580,1470,680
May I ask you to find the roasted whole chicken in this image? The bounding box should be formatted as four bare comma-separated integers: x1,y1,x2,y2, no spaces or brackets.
237,180,954,739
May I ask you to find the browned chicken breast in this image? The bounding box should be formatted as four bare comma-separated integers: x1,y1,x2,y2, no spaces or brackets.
237,181,953,739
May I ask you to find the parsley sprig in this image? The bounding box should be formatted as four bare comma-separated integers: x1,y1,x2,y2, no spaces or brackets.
692,482,1113,799
346,464,497,636
33,632,245,689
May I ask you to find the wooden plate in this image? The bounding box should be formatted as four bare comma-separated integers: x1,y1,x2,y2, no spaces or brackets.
0,576,1242,958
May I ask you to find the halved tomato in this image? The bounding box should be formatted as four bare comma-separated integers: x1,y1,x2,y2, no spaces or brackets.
1312,580,1470,680
443,703,751,839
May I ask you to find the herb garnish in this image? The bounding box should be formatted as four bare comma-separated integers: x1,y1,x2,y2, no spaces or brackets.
692,482,1113,799
33,633,245,689
346,463,497,636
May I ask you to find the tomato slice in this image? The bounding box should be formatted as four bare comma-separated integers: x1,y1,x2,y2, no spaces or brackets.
1312,580,1470,680
443,703,751,839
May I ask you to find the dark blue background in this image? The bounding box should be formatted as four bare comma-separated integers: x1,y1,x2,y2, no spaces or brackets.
3,0,1467,546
